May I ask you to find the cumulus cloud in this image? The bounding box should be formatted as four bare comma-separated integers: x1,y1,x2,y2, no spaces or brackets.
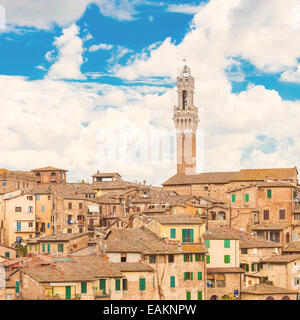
166,4,203,15
89,43,113,52
47,23,85,80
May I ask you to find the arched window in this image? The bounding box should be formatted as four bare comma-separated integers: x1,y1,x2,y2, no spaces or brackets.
216,274,226,288
265,296,274,300
35,172,40,177
210,295,219,300
207,275,215,288
281,296,290,300
51,172,56,177
182,90,187,109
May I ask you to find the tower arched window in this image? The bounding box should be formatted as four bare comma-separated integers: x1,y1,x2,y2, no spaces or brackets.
51,172,56,177
182,90,187,109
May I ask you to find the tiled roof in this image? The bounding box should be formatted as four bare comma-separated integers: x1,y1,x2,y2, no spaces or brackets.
162,168,298,186
148,215,205,225
27,233,89,243
242,283,297,295
261,253,300,263
257,181,295,188
91,180,142,190
251,223,291,231
203,228,240,240
68,246,97,256
92,172,121,178
31,166,68,172
180,243,207,253
108,262,154,272
207,267,244,273
283,240,300,252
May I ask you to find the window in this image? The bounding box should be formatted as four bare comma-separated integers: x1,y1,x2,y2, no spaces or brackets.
16,281,19,293
5,252,10,258
168,255,174,263
241,248,248,254
68,203,72,210
79,203,83,209
139,278,146,291
28,222,33,228
294,213,300,220
224,255,230,264
184,253,193,262
216,274,226,288
204,186,209,192
198,272,202,280
27,196,33,201
15,207,22,212
170,276,175,288
205,240,210,248
121,254,127,263
207,275,215,288
2,181,6,187
47,243,50,253
41,205,45,213
182,229,194,243
58,244,64,252
263,210,269,220
36,195,40,200
232,194,236,203
198,291,202,300
81,282,87,294
294,277,300,287
184,272,193,281
186,291,191,300
206,255,210,264
28,206,33,213
195,253,204,261
267,189,272,199
122,279,128,291
115,279,121,291
149,255,156,264
67,229,72,234
245,194,249,202
48,195,51,200
224,240,230,248
279,210,286,220
170,228,176,239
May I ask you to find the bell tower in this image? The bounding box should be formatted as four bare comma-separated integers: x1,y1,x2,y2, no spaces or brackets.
173,65,199,175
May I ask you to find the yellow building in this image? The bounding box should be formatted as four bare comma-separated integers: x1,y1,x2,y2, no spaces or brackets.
35,191,54,235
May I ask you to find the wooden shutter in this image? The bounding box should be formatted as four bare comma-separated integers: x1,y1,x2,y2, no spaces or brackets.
115,279,121,291
170,228,176,239
182,229,187,243
232,194,236,202
170,276,175,288
263,210,269,220
246,264,249,272
198,291,202,300
267,189,272,199
205,240,210,248
224,240,230,248
184,272,187,281
190,229,194,243
279,210,285,220
191,272,193,280
245,194,249,202
206,255,210,264
81,282,87,294
198,272,202,280
139,278,145,290
224,255,230,264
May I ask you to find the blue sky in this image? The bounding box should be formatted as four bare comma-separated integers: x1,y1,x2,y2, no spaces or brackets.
1,0,300,184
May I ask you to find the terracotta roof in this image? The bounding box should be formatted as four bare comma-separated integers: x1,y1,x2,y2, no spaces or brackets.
68,246,97,256
27,233,89,243
163,168,298,186
207,267,244,274
261,253,300,264
283,240,300,253
148,215,205,225
109,262,154,272
180,243,207,253
92,172,121,178
257,181,295,188
31,166,68,172
251,223,291,231
203,228,240,240
91,179,142,191
242,283,297,295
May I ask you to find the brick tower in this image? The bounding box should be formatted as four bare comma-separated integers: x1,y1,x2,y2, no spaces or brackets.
173,65,199,174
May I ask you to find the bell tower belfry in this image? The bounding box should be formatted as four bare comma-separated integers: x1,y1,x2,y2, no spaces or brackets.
173,65,199,175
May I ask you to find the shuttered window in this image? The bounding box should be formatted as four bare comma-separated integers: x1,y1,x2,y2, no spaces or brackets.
170,276,175,288
224,240,230,248
198,291,202,300
115,279,121,291
42,244,45,252
170,228,176,239
245,194,249,202
224,255,230,264
232,194,236,202
47,244,51,253
139,278,146,291
182,229,194,243
206,255,210,264
186,292,191,300
267,189,272,199
81,282,87,294
5,252,10,258
279,210,285,220
16,281,19,293
263,210,269,220
198,272,202,280
246,264,249,272
205,240,210,248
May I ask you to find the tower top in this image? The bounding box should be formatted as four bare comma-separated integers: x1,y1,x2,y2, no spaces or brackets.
180,65,192,78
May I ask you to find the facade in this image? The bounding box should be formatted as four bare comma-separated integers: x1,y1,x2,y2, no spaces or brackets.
0,169,36,195
31,166,67,185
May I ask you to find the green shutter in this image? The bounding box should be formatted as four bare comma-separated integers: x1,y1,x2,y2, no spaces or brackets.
170,276,175,288
224,255,230,264
246,264,249,272
16,281,19,293
184,254,187,262
47,243,50,253
5,252,10,258
81,282,87,294
224,239,230,248
267,189,272,199
139,278,146,291
191,272,193,280
251,264,255,272
205,240,210,248
190,229,194,243
100,279,106,294
182,229,187,243
191,254,193,262
198,272,202,280
232,194,236,202
245,194,249,202
186,291,191,300
198,291,202,300
115,279,121,291
184,272,187,281
206,255,210,264
42,244,45,252
170,228,176,239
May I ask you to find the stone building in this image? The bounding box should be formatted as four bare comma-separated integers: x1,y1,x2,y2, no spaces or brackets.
0,169,36,194
31,166,68,185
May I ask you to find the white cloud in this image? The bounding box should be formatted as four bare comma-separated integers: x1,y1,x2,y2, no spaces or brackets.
166,4,203,15
47,24,85,80
280,64,300,83
89,43,113,52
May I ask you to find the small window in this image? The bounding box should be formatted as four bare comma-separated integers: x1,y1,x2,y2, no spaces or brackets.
122,279,128,291
232,194,236,203
5,252,10,258
48,195,51,200
115,279,121,291
149,255,156,264
263,210,269,220
183,253,193,262
168,254,174,263
186,291,191,300
198,291,202,300
197,272,202,280
224,240,230,248
121,254,127,263
2,181,6,187
68,203,72,210
41,205,45,213
170,228,176,239
139,278,146,291
184,272,193,281
279,210,286,220
245,194,249,202
241,248,248,254
267,189,272,199
206,255,210,264
224,255,230,264
205,240,210,248
15,207,22,212
79,203,83,210
81,282,87,294
170,276,175,288
36,195,40,200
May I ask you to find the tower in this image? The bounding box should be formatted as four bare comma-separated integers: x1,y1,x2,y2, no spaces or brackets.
173,65,199,175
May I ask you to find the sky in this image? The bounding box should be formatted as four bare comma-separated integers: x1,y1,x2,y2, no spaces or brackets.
1,0,300,185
